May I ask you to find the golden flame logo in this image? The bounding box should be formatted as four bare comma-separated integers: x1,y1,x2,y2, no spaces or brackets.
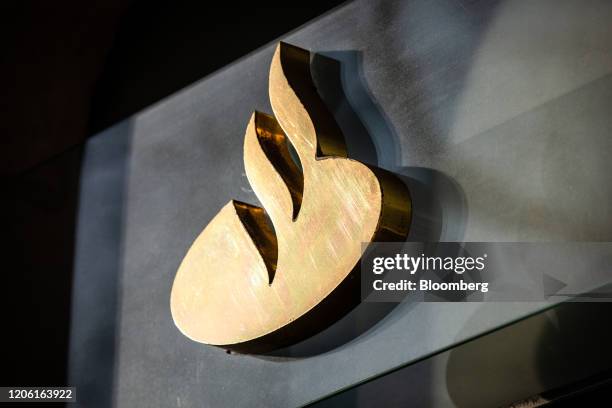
170,43,412,353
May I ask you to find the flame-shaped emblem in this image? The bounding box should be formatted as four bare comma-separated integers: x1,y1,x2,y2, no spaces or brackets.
170,43,412,353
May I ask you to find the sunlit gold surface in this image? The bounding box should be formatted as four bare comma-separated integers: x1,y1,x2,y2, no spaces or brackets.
170,42,412,352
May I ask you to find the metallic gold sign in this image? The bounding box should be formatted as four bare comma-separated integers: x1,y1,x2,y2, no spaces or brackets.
170,42,412,353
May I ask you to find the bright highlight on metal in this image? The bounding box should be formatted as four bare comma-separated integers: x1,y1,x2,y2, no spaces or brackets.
170,42,412,353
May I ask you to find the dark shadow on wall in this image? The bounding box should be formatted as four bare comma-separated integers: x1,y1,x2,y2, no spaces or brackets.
3,147,83,387
445,301,612,407
88,2,347,135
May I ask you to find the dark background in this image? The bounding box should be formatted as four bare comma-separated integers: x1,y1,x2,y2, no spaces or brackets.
2,0,344,388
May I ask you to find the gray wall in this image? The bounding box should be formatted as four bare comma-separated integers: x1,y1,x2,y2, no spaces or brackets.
69,0,612,406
